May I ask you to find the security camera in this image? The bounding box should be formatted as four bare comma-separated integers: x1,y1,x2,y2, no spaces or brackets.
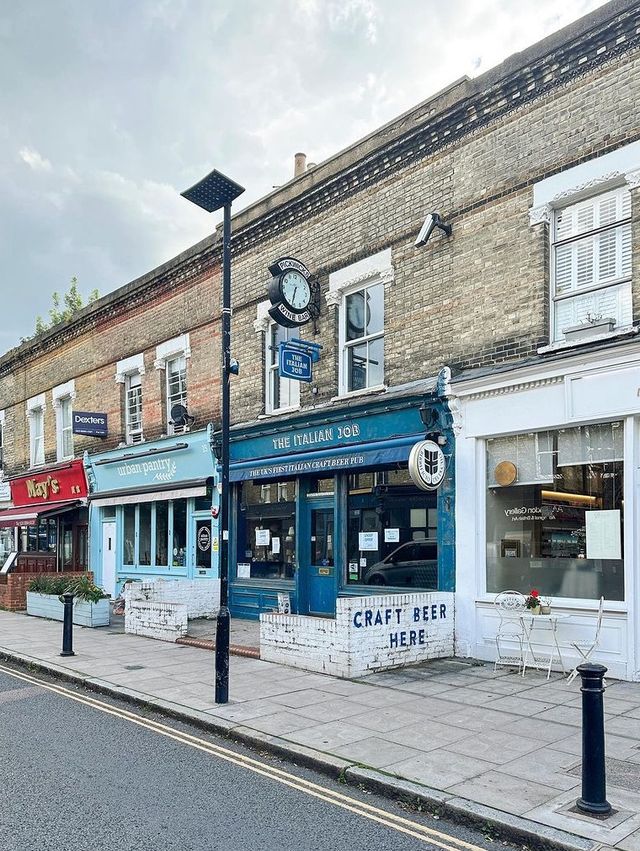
414,212,452,247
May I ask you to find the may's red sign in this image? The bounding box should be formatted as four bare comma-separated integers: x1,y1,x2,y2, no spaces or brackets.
11,459,88,506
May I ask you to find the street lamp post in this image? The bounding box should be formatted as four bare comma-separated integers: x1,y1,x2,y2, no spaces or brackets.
181,169,245,704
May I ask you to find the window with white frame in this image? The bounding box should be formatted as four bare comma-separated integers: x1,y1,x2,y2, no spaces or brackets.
266,322,300,414
340,281,384,393
552,186,632,342
166,355,188,434
58,396,73,459
125,372,144,444
28,403,45,467
52,380,75,461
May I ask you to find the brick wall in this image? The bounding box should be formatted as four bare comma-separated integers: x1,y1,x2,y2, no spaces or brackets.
0,5,638,474
260,592,455,677
0,571,92,611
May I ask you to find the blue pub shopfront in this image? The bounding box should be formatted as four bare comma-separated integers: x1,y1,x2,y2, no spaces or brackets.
85,428,219,596
228,378,455,619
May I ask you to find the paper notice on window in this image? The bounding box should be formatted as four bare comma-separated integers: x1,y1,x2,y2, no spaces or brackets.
255,528,270,547
384,528,400,543
271,537,281,554
359,531,378,551
586,510,621,560
237,563,251,579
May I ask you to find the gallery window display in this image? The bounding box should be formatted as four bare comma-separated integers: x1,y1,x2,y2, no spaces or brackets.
486,421,624,600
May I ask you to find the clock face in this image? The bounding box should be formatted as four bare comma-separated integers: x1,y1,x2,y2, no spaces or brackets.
280,271,311,312
347,291,366,335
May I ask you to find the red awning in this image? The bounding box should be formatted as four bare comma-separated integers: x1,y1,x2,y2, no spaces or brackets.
0,500,83,528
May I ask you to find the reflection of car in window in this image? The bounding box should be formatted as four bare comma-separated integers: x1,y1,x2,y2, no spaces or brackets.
363,540,438,588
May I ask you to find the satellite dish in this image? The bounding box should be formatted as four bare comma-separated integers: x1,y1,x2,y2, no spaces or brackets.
170,404,195,427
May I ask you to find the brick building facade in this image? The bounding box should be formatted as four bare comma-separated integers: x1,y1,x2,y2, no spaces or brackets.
0,1,638,672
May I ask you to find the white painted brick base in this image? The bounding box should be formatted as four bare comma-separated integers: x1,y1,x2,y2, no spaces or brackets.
260,592,455,677
123,579,220,642
125,600,188,641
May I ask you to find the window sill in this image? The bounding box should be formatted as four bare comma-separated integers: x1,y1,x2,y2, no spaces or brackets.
332,384,387,402
258,406,301,420
538,325,638,354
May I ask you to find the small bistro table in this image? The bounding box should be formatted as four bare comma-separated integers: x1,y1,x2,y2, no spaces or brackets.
520,612,570,679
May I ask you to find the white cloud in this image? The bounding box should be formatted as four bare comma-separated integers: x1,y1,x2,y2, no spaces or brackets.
18,147,51,172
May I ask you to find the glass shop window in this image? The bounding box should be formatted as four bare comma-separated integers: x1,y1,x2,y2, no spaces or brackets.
486,421,624,600
237,480,296,581
139,503,152,566
123,505,136,565
155,501,169,566
0,527,15,569
346,467,438,588
19,519,57,553
172,500,187,567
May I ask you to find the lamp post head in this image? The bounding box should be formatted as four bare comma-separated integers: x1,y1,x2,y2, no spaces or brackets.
181,169,245,213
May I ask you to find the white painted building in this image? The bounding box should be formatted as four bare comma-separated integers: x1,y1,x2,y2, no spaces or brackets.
453,143,640,681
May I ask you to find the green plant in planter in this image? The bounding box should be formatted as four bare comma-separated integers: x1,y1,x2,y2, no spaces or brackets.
64,574,109,604
28,574,108,603
28,575,67,595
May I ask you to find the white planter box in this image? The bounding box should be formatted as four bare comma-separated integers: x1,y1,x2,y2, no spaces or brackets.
563,318,615,341
26,592,110,627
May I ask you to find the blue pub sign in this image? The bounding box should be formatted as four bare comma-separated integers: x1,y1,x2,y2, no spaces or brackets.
279,345,312,382
227,375,456,622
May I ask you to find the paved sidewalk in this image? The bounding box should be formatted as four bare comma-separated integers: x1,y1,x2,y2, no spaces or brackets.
2,611,640,851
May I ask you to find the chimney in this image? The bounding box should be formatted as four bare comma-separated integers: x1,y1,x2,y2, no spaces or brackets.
294,152,307,178
306,162,317,171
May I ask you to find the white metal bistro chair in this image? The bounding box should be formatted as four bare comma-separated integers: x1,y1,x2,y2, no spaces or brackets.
494,590,526,673
566,596,605,685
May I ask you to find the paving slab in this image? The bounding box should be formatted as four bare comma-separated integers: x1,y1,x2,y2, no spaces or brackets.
2,608,640,851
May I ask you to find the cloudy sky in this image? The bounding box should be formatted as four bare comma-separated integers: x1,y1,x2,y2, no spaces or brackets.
0,0,607,348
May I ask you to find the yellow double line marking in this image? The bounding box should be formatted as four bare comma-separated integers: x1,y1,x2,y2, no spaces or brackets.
0,663,489,851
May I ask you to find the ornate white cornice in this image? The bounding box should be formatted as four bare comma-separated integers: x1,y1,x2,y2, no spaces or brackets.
326,248,394,309
528,203,551,226
625,169,640,191
154,334,190,370
115,352,145,383
465,375,563,401
550,171,624,205
254,300,271,334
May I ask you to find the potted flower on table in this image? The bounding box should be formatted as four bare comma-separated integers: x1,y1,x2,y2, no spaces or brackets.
525,589,541,615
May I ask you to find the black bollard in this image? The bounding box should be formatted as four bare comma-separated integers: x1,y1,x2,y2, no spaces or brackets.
214,605,230,704
60,593,75,657
576,662,611,816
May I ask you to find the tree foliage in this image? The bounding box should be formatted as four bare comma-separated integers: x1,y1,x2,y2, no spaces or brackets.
34,277,99,335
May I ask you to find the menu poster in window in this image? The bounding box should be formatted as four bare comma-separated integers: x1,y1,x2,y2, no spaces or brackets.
271,537,281,554
586,510,621,560
237,563,251,578
255,528,270,547
359,531,378,551
384,528,400,543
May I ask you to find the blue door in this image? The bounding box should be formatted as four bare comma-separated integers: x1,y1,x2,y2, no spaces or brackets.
304,500,336,617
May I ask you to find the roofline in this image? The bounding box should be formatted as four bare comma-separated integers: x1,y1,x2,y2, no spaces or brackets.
1,0,635,373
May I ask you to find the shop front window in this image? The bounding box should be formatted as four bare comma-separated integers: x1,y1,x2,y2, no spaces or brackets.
486,421,624,600
172,500,187,566
237,480,296,581
139,503,152,565
123,505,136,565
155,501,169,566
346,467,438,588
0,527,15,569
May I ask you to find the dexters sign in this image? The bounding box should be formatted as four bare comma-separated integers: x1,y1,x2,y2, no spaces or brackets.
73,411,108,437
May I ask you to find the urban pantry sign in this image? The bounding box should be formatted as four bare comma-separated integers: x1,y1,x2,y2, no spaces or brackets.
73,411,108,437
11,459,88,506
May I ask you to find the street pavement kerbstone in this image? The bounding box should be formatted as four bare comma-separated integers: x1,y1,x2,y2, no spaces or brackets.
3,609,640,849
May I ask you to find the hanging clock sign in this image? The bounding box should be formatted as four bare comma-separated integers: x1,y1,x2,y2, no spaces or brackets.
267,256,313,328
